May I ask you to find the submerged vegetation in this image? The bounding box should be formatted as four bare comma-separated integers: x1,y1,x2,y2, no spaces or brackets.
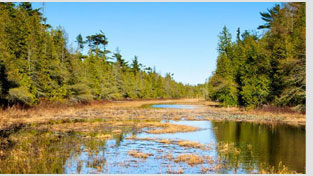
207,2,305,112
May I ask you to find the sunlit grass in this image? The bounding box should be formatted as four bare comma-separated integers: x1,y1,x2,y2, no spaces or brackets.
174,154,204,166
128,150,153,159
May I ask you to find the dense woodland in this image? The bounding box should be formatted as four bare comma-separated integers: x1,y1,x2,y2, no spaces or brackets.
0,2,203,107
0,2,306,112
207,2,305,112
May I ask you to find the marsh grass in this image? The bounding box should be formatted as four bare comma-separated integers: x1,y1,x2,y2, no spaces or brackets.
0,99,305,174
143,123,199,134
0,130,81,173
174,154,204,166
177,140,209,150
0,126,300,174
260,161,297,174
128,150,153,159
1,99,304,133
126,136,212,150
166,165,184,174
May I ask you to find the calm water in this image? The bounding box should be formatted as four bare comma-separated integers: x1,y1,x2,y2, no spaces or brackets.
64,104,305,173
151,104,200,109
0,104,305,174
63,120,305,173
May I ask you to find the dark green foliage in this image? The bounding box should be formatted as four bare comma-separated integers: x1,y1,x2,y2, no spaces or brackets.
131,56,141,75
76,34,85,51
0,3,200,107
207,2,305,112
207,26,238,106
207,75,238,106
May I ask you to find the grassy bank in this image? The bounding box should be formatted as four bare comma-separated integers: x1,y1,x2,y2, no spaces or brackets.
0,99,305,133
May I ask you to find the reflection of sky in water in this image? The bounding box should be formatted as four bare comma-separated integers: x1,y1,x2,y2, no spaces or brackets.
64,120,223,174
65,138,220,174
63,104,305,174
151,104,199,109
138,120,217,144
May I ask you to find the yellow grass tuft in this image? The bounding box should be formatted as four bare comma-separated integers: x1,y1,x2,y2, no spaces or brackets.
112,129,122,134
95,134,112,140
157,139,172,144
128,150,152,159
146,123,199,134
177,140,207,150
174,154,204,166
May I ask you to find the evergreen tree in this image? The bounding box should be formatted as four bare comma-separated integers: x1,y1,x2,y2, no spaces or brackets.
207,2,305,112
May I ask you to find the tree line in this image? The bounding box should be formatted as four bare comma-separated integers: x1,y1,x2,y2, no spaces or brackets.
206,2,305,112
0,2,202,107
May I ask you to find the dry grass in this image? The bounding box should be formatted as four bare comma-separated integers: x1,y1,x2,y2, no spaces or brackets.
94,134,112,140
174,154,204,166
201,166,213,174
144,123,199,134
125,135,153,141
259,161,297,174
1,99,305,135
0,99,190,128
35,120,201,138
204,156,214,164
177,140,209,150
217,142,241,156
200,100,305,126
112,129,122,134
157,139,172,144
167,165,184,174
125,136,212,150
127,150,153,159
162,153,174,160
0,99,304,174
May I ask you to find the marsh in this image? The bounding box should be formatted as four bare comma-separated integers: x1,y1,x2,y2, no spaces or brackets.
0,100,305,174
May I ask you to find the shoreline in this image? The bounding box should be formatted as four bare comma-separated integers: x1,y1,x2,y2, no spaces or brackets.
0,99,305,133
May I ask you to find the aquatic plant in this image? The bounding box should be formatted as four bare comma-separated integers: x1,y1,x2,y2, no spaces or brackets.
174,154,204,166
128,150,153,159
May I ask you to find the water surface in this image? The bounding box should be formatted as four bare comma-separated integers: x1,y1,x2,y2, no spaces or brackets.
64,105,305,173
151,104,199,109
0,104,305,174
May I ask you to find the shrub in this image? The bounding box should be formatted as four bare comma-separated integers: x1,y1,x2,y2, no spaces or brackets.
8,87,37,106
68,83,93,103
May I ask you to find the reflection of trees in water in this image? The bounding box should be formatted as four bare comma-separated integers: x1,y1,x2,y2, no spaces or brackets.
0,131,82,173
211,121,305,173
0,127,134,174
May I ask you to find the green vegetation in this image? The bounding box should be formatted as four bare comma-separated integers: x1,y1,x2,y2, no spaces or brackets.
207,2,305,112
0,2,202,107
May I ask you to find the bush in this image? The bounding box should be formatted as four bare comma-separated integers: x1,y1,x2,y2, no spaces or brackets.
69,83,94,103
75,94,94,103
207,75,238,106
9,87,37,106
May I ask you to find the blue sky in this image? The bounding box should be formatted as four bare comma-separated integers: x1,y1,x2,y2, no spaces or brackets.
32,2,279,85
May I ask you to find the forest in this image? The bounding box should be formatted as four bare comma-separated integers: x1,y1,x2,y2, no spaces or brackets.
0,2,306,113
206,2,305,112
0,2,202,107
